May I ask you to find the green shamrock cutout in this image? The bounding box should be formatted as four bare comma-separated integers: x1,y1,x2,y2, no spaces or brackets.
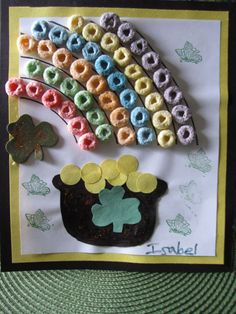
5,114,58,163
91,186,141,233
166,214,192,236
22,174,50,196
175,41,202,64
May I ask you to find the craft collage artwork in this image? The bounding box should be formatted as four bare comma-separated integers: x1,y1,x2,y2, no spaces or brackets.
1,3,235,272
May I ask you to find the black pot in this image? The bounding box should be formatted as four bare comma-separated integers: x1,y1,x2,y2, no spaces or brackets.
52,175,167,247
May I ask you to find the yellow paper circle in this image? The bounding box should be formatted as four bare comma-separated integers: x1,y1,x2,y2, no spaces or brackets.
137,173,158,193
100,159,120,180
126,171,142,192
117,155,139,175
108,173,127,186
85,178,106,194
60,164,81,185
81,163,102,184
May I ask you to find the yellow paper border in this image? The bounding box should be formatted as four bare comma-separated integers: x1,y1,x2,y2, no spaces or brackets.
8,7,228,265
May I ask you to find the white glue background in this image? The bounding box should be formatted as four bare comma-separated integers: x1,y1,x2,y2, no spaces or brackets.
19,17,220,256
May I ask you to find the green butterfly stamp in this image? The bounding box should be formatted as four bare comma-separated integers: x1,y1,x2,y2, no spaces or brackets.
179,180,202,205
22,174,50,196
25,209,51,232
188,148,212,174
166,214,192,236
175,41,202,64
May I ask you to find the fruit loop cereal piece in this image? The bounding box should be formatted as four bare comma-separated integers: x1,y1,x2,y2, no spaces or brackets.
98,91,119,112
152,110,172,130
137,173,157,193
17,35,37,54
68,15,85,34
164,86,183,106
107,71,127,93
60,77,80,98
74,90,94,111
86,108,106,126
130,107,149,127
43,66,63,86
117,126,136,146
153,68,171,90
31,20,49,40
81,163,102,183
100,159,119,180
60,164,81,185
113,47,132,68
70,59,93,83
85,177,106,193
41,89,62,108
82,23,103,42
78,132,98,151
117,22,135,43
59,100,77,119
145,92,163,113
110,107,129,128
37,40,57,59
68,116,89,136
52,48,73,70
124,64,143,81
137,127,155,145
108,173,127,186
95,55,114,77
171,105,192,124
86,75,107,96
158,129,176,148
117,155,139,174
177,125,195,145
142,51,160,72
26,81,44,99
25,59,44,78
49,26,68,46
134,77,153,96
95,124,113,141
100,12,121,32
5,78,26,97
66,33,86,53
100,33,120,53
130,38,148,56
82,42,101,62
119,88,137,110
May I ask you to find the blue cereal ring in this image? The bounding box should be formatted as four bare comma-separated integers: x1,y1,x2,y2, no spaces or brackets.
49,26,68,46
82,42,101,62
31,20,49,40
119,89,137,110
95,54,114,76
107,71,126,93
66,33,85,53
137,127,156,145
130,107,149,127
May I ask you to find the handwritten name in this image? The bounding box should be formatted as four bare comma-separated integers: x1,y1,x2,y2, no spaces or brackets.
146,241,198,256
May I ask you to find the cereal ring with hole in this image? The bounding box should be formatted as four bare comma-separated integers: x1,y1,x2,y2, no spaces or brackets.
130,107,149,127
86,108,106,126
172,105,192,124
142,51,160,72
43,66,63,86
59,100,77,119
98,91,119,112
164,86,183,106
49,26,68,46
119,88,137,110
78,132,98,150
17,35,37,54
5,78,26,97
41,89,62,108
158,129,176,148
152,110,172,130
107,71,127,93
177,125,195,145
100,12,121,32
110,107,129,128
95,54,114,76
95,124,113,141
113,47,132,67
31,20,49,40
52,48,73,70
25,59,44,78
26,81,44,99
82,42,101,62
82,23,103,42
117,126,136,145
124,64,143,81
60,77,80,98
86,75,107,96
70,59,93,83
37,40,57,59
100,33,120,53
74,90,94,111
153,68,171,90
117,22,135,43
134,77,153,96
68,15,85,33
66,33,85,53
145,92,163,113
130,38,148,56
68,116,89,136
137,127,156,145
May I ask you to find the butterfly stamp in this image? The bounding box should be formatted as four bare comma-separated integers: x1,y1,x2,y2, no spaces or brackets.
22,174,50,196
175,41,202,64
187,148,212,174
166,214,192,236
179,180,202,204
25,209,51,232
